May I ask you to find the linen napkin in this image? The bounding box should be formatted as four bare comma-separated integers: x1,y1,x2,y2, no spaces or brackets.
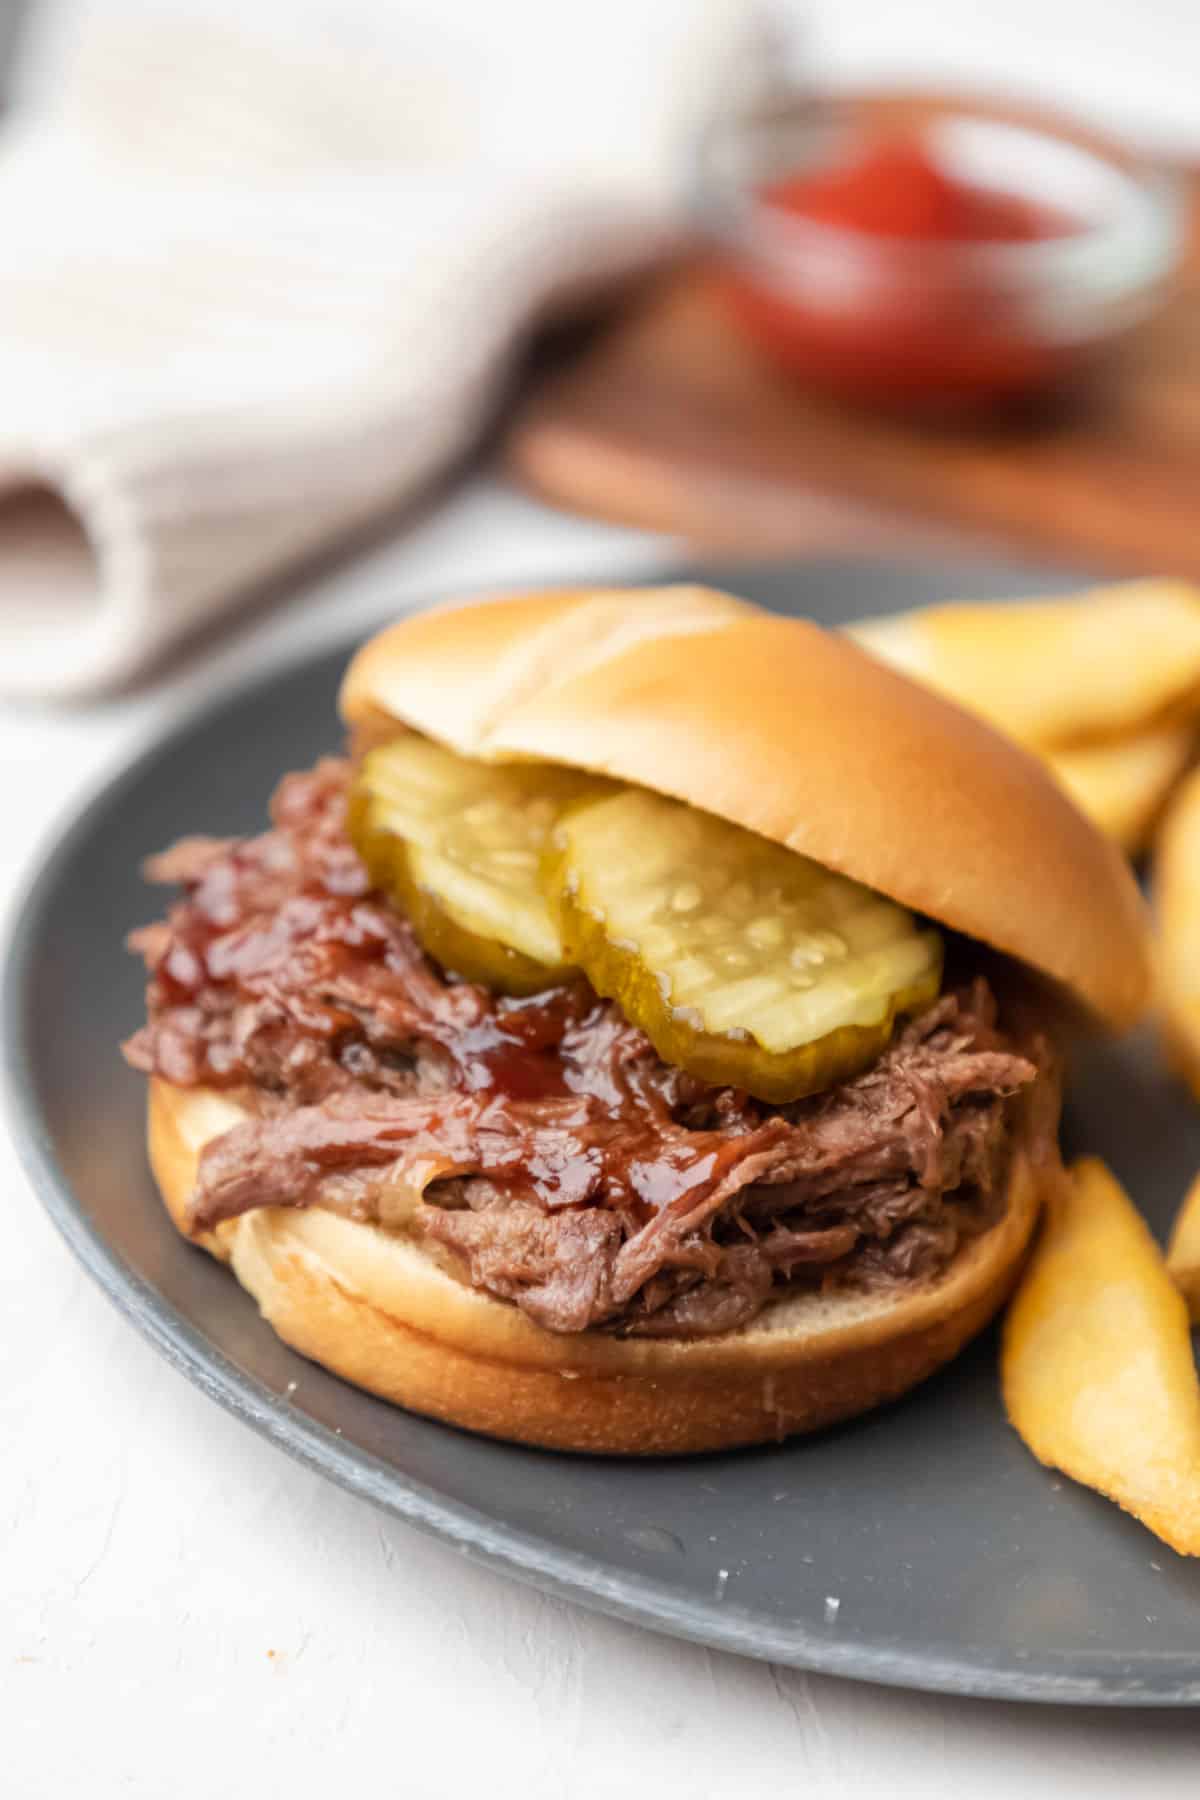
0,0,765,697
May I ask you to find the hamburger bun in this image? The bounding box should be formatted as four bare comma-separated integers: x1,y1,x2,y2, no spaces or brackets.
150,1075,1049,1454
342,585,1151,1029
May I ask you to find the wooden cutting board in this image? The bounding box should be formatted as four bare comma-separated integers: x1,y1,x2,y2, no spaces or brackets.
507,103,1200,574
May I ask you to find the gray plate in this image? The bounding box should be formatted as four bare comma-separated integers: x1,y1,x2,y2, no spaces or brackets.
6,557,1200,1706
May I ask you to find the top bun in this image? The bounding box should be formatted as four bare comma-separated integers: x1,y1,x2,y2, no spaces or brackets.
340,585,1151,1032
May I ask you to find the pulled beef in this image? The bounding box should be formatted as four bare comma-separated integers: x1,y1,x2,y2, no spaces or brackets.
126,762,1055,1338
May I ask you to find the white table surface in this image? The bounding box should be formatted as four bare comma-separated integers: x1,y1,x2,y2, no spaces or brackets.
3,479,1199,1796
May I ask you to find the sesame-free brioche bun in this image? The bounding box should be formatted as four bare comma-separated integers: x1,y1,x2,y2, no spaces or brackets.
340,585,1151,1030
149,1076,1049,1455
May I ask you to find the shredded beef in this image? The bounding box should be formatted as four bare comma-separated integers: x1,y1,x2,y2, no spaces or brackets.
126,762,1056,1338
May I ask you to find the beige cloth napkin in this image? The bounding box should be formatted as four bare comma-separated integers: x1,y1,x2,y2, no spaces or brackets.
0,0,764,697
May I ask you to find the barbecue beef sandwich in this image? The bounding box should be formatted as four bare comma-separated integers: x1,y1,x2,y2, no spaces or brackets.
125,586,1150,1452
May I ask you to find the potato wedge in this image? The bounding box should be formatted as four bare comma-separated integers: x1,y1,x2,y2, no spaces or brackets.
850,580,1200,750
1153,764,1200,1096
1003,1156,1200,1556
1044,724,1194,855
1167,1173,1200,1325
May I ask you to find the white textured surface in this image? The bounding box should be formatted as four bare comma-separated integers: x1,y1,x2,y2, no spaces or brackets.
4,481,1200,1795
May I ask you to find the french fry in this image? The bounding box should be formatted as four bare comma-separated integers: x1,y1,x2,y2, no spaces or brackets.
850,579,1200,750
1167,1173,1200,1324
1153,764,1200,1097
1044,724,1194,856
1002,1156,1200,1555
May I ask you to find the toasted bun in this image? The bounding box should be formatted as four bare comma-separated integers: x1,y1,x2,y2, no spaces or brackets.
341,586,1151,1031
149,1076,1049,1455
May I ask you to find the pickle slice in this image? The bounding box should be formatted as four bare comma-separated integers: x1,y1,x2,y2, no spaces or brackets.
544,790,943,1101
350,737,596,993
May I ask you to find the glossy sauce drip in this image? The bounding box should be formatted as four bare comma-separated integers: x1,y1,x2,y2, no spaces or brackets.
449,998,577,1102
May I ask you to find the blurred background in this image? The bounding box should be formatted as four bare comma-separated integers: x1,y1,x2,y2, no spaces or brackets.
12,1,1200,157
0,0,1197,705
771,1,1200,145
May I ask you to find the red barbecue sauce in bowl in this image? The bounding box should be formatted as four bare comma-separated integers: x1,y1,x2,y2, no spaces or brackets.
720,132,1085,409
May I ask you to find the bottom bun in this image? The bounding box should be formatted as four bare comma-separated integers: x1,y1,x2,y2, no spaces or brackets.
148,1076,1048,1454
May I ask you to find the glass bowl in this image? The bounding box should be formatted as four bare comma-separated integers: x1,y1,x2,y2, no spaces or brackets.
695,94,1187,414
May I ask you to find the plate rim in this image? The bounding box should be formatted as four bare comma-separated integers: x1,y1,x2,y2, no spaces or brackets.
7,578,1200,1708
